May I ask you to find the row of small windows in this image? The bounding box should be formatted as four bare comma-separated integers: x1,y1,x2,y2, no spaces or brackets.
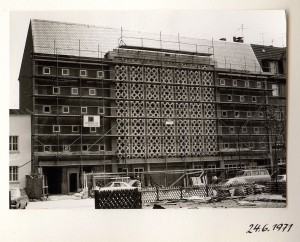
222,142,266,149
221,111,264,118
43,67,104,78
220,79,262,88
224,95,258,103
43,144,105,152
52,87,97,96
52,125,100,133
226,126,261,134
43,106,104,114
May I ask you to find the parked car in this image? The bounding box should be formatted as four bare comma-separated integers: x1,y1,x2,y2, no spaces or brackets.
128,179,142,190
225,169,271,184
224,177,247,185
99,182,136,191
10,187,29,209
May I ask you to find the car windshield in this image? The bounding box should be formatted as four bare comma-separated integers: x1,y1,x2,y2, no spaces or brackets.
236,171,244,177
105,182,113,187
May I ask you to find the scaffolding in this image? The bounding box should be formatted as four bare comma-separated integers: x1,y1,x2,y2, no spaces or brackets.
26,22,286,191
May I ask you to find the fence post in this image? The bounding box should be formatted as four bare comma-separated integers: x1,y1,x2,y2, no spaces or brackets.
180,187,183,199
156,186,159,201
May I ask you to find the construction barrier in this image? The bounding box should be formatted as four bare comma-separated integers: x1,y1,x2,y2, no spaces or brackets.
94,189,142,209
141,181,283,203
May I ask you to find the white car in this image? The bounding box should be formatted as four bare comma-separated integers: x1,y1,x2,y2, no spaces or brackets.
99,182,136,191
226,169,271,184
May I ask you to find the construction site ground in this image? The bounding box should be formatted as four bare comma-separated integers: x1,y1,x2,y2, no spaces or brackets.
26,193,286,209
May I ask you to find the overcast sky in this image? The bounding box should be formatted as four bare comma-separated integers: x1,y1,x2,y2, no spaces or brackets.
10,10,286,108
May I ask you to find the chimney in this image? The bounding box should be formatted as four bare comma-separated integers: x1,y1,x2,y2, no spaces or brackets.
233,36,244,43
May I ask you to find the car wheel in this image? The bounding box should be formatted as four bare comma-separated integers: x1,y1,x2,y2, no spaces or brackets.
18,204,21,209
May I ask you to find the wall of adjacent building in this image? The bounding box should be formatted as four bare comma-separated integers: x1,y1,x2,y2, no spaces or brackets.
9,114,31,188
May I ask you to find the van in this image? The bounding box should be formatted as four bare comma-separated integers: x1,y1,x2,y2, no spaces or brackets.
226,169,271,184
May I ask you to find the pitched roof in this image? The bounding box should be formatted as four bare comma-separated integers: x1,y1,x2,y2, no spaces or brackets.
30,19,261,72
251,44,286,62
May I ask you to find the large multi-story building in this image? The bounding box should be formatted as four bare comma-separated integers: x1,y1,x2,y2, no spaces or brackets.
18,19,285,194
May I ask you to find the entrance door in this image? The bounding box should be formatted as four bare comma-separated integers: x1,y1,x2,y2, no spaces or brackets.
43,167,62,194
69,173,77,193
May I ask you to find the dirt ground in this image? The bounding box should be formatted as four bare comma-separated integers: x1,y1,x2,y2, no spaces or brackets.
142,194,286,209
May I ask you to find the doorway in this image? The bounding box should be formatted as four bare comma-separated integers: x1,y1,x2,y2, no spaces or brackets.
43,167,62,194
69,173,77,193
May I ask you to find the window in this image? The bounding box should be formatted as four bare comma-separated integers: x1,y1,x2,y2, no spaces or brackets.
9,166,18,182
71,88,78,95
43,106,51,113
252,96,257,102
242,127,247,133
235,111,240,118
223,143,229,148
259,112,263,118
240,96,245,102
227,95,232,101
220,79,225,85
99,144,105,151
53,87,60,94
88,116,94,122
82,145,88,151
90,127,96,133
272,84,279,96
80,70,87,77
229,127,235,134
233,80,237,86
237,143,242,148
53,125,60,133
245,80,250,87
63,145,70,152
44,145,52,152
98,107,105,114
118,168,128,173
133,168,144,178
247,111,252,118
81,107,87,114
62,106,69,113
9,136,18,151
222,111,227,117
194,165,202,169
62,69,69,76
249,142,254,148
254,127,259,134
97,71,104,79
43,67,51,75
72,126,79,133
207,165,216,170
89,89,96,95
257,82,262,88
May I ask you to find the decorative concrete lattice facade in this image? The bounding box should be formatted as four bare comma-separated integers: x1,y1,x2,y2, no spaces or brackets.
115,65,218,159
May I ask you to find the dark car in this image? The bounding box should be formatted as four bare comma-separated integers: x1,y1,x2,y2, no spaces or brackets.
10,187,29,209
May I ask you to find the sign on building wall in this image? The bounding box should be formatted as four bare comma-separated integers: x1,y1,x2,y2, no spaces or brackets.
83,115,100,127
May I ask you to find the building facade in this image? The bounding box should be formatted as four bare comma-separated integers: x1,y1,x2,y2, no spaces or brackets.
18,20,285,193
9,110,31,189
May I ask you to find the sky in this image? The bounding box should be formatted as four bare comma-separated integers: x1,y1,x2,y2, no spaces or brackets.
9,10,286,108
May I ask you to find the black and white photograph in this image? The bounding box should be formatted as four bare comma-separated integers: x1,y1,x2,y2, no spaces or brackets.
2,1,300,241
9,10,287,210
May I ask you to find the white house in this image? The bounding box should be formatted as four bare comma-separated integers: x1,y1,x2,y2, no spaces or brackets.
9,109,31,188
